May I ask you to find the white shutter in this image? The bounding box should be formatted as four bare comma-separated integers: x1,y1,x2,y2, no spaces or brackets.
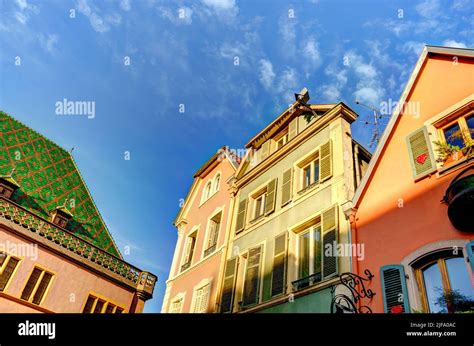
194,284,210,313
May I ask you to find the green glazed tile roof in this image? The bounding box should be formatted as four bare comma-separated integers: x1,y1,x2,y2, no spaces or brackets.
0,111,121,257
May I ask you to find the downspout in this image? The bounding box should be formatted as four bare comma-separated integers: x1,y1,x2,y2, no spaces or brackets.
353,144,361,187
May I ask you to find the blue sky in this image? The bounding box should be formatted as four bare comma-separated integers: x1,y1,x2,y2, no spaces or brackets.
0,0,472,312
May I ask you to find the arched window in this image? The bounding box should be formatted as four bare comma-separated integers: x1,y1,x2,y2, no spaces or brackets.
214,174,221,192
413,250,473,313
204,181,212,201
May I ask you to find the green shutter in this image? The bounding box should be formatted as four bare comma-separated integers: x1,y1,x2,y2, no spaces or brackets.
281,169,293,206
264,178,277,216
242,245,262,307
380,265,410,313
466,241,474,273
320,140,332,182
271,233,287,297
235,199,247,234
220,257,239,313
322,205,338,279
288,118,298,141
406,127,436,180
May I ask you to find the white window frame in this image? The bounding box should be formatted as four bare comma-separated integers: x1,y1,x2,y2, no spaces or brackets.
202,207,224,259
181,227,198,271
294,147,321,194
297,224,322,280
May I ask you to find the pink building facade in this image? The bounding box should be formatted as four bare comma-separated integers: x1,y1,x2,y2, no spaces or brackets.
162,147,239,313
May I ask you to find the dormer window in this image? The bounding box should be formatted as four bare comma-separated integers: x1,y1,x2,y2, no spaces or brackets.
0,169,20,199
50,201,73,228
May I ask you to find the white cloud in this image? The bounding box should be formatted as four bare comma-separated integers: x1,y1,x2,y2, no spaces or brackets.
120,0,131,11
258,59,276,89
38,33,58,53
77,0,122,33
322,85,341,101
13,0,38,24
416,0,441,18
442,39,467,48
400,41,426,56
159,6,193,25
302,38,322,69
320,65,347,103
201,0,238,20
276,68,299,102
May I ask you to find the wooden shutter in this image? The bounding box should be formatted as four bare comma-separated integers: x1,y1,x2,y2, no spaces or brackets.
194,284,210,313
235,199,247,234
466,241,474,272
271,233,287,297
0,257,19,291
281,169,292,206
260,141,270,161
21,267,42,301
380,265,410,313
242,246,262,306
406,127,436,180
319,140,332,182
83,296,95,313
220,258,238,313
182,237,193,265
264,178,277,215
288,118,298,141
322,205,338,279
32,272,53,305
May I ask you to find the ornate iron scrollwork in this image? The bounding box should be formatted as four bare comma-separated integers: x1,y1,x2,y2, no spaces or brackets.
330,269,375,313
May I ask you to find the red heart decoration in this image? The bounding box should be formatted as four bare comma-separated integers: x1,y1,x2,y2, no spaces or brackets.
416,153,428,164
390,305,403,314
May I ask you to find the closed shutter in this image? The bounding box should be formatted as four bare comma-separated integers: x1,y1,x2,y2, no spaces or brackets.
220,258,239,313
194,284,210,313
466,241,474,272
182,237,193,265
21,267,42,301
264,178,277,215
380,265,410,313
32,272,53,305
322,205,338,279
260,141,270,161
319,140,332,182
406,127,436,180
242,246,262,306
235,199,247,234
288,118,298,141
83,296,95,313
271,233,287,297
281,169,293,206
0,257,20,291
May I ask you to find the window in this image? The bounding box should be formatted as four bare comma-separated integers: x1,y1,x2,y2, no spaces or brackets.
438,112,474,149
242,245,263,307
300,159,320,191
214,174,221,192
415,251,473,313
82,294,125,313
21,267,54,305
204,182,212,201
170,298,183,313
204,212,221,257
296,225,322,288
253,194,265,220
0,252,20,291
181,232,197,272
193,284,210,313
276,134,288,150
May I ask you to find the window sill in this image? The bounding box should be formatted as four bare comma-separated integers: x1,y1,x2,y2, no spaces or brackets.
437,155,473,177
297,181,320,196
250,215,264,224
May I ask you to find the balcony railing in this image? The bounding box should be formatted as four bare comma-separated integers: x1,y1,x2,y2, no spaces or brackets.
203,244,216,257
291,272,322,291
0,196,156,292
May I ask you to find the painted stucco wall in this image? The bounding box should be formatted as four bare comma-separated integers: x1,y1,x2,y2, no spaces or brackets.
257,287,333,313
353,55,474,312
0,228,135,313
229,114,358,310
163,157,235,313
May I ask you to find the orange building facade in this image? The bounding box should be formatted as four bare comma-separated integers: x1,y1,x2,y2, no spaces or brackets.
349,46,473,313
161,147,239,313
